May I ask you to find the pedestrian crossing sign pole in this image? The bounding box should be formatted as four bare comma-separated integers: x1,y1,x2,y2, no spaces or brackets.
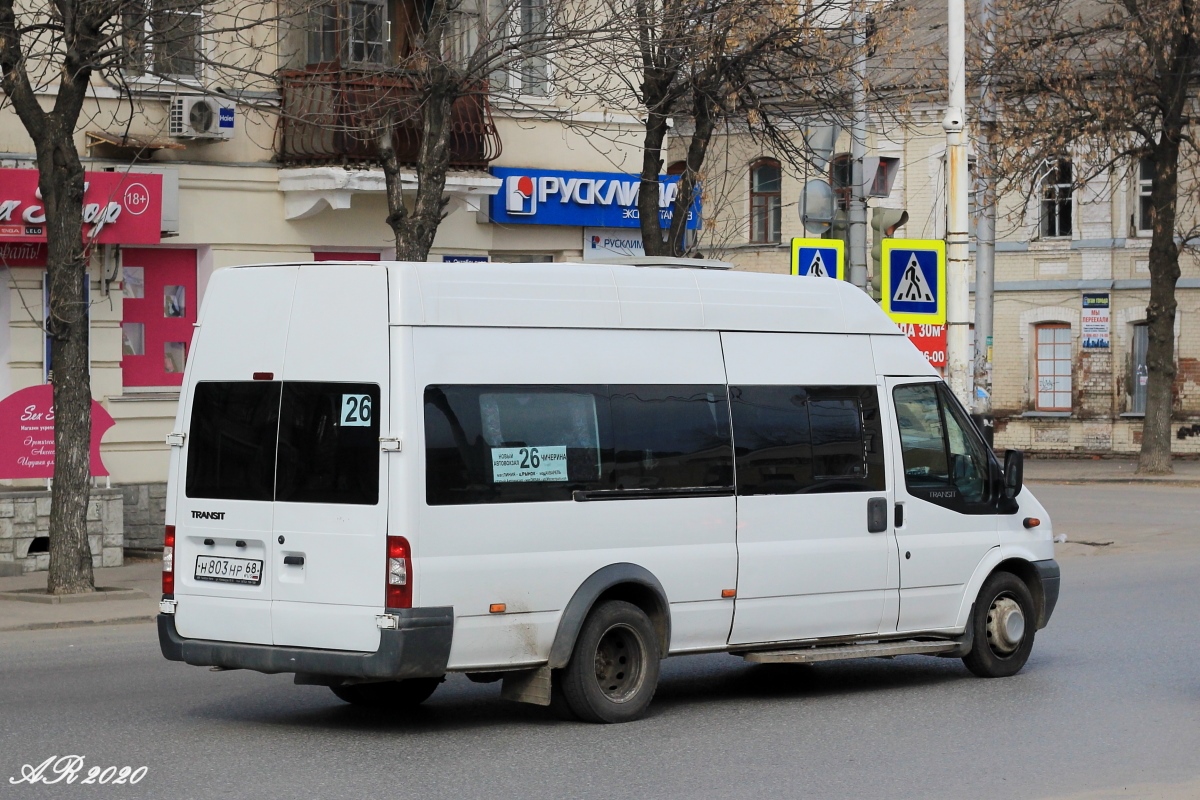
790,238,845,280
880,238,946,325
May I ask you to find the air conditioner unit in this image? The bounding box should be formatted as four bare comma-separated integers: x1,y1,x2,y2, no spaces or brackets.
170,96,235,140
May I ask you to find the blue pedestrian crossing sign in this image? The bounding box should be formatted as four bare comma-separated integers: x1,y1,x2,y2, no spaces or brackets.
880,238,946,325
790,238,845,280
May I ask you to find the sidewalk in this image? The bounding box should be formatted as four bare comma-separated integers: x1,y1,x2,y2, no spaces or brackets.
1025,457,1200,485
0,559,160,633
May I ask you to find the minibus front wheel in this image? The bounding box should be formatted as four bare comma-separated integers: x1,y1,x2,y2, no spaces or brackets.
963,571,1036,678
558,600,661,723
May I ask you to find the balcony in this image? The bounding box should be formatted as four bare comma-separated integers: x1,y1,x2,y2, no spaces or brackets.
278,66,502,169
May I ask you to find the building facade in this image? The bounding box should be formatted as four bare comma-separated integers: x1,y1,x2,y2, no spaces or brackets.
686,111,1200,456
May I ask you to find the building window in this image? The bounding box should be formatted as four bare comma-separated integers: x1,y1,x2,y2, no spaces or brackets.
307,1,387,66
1040,158,1073,238
481,0,550,96
1137,157,1154,234
1130,322,1149,414
830,153,852,212
750,159,782,244
125,1,205,79
1035,323,1072,411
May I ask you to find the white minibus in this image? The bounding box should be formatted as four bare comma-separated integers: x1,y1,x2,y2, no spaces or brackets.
158,260,1059,723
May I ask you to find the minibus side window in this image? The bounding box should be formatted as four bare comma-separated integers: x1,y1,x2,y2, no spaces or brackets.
274,382,381,505
186,381,281,501
731,385,885,495
608,385,733,491
424,384,609,505
893,382,991,511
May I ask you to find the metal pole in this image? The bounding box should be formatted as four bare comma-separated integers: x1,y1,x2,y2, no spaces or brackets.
848,12,868,291
972,0,996,446
944,0,971,403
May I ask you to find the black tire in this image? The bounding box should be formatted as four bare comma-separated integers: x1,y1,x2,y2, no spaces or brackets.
548,669,578,721
558,600,660,723
330,677,442,708
963,572,1036,678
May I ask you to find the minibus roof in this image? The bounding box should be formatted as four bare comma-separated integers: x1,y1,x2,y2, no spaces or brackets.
232,260,904,335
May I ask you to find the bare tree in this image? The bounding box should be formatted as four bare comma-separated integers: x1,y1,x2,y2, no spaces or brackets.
987,0,1198,473
0,0,300,593
562,0,873,256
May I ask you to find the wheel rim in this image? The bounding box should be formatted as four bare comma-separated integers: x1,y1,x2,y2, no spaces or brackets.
593,623,646,703
985,594,1026,656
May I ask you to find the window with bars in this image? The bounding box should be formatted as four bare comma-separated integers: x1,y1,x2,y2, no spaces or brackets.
1035,324,1072,411
307,1,387,66
1040,159,1073,238
750,159,782,244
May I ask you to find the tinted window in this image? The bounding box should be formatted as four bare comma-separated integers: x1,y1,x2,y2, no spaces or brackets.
609,385,732,491
425,385,608,505
275,382,381,505
186,381,280,501
424,384,733,505
730,386,812,495
731,385,885,495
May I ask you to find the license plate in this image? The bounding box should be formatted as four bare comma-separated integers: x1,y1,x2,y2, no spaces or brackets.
194,556,263,585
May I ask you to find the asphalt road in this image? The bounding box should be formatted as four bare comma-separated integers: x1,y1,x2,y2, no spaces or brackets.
2,482,1199,800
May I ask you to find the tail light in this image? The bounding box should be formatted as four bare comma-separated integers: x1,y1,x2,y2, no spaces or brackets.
386,535,412,609
162,525,176,596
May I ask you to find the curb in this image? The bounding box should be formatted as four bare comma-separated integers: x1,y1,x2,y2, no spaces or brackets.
1028,478,1200,487
0,615,158,634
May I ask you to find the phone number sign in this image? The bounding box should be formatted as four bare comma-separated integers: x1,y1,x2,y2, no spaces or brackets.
898,322,947,374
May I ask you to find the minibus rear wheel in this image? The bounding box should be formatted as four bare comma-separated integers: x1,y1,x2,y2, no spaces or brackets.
330,676,443,708
963,571,1036,678
559,600,660,723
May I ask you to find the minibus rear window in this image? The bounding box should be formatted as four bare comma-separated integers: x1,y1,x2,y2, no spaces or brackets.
275,382,381,505
186,381,281,501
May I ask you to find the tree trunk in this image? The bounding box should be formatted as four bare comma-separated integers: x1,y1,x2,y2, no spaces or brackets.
1138,138,1183,474
41,120,96,593
380,89,455,263
638,111,670,256
664,94,716,257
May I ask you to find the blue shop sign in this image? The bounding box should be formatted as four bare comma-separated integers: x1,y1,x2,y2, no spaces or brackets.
489,167,701,229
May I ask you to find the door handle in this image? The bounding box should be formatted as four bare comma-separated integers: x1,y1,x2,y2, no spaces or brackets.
867,497,888,533
283,555,305,566
895,503,905,528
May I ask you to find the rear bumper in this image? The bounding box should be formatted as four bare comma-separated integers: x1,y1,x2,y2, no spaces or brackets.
158,606,454,680
1033,559,1060,629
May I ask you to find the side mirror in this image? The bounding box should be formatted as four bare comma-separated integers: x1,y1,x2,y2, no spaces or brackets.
1003,449,1024,500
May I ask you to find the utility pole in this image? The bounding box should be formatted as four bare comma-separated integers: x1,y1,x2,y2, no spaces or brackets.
944,0,971,404
972,0,996,445
848,10,869,291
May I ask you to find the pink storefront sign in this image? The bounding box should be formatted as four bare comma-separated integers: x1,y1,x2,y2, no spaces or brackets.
0,385,114,479
0,169,162,245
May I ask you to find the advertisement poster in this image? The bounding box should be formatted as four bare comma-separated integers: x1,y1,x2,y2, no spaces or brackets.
1082,293,1111,349
0,169,162,245
897,322,947,374
0,385,113,478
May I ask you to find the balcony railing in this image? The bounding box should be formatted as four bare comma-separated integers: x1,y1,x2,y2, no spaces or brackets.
278,66,502,169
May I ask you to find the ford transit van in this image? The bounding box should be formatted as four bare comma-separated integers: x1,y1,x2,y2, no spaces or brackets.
158,260,1059,723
